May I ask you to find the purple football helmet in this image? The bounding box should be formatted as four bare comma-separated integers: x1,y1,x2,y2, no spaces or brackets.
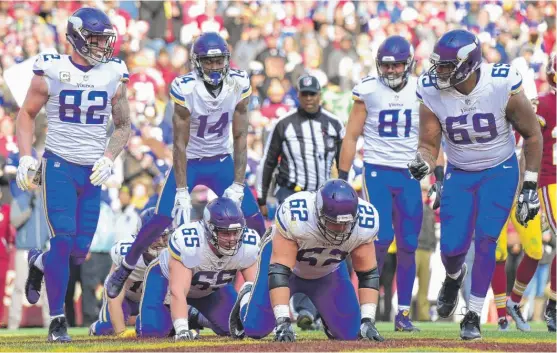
66,7,116,66
376,35,415,89
192,32,231,86
427,29,482,90
136,208,171,264
203,197,246,256
316,180,359,245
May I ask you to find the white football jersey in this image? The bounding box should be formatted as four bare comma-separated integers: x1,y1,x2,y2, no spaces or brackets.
33,54,128,165
169,70,252,159
416,63,520,171
352,76,420,168
275,191,379,280
161,221,259,299
110,235,149,303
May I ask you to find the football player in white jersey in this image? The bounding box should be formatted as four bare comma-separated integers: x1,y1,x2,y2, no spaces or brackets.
106,32,265,300
230,180,384,342
339,35,425,332
89,208,170,337
16,8,131,342
135,198,259,340
408,29,542,340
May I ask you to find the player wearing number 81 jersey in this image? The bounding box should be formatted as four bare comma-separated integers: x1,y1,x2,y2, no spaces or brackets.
339,35,422,332
231,180,383,342
17,7,132,343
409,29,543,340
136,198,259,339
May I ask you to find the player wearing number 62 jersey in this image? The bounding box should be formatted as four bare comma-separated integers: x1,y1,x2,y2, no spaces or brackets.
339,35,422,332
89,208,170,337
408,29,542,340
16,7,131,343
106,32,265,301
230,180,384,342
136,198,259,340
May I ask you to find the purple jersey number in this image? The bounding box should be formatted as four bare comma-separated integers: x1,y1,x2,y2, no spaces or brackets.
446,113,498,145
197,112,229,138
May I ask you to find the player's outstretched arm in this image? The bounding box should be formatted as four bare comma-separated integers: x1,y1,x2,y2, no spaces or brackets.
339,100,366,180
16,75,48,157
172,103,191,189
269,231,297,342
106,264,128,335
232,97,249,184
169,256,196,340
106,83,132,160
506,90,543,174
351,242,384,341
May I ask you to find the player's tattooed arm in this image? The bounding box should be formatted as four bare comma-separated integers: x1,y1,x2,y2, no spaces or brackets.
106,84,132,160
232,97,249,184
173,104,191,188
506,90,542,173
417,103,443,170
16,75,48,156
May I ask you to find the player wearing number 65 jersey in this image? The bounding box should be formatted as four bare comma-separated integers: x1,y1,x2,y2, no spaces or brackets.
106,32,265,300
339,35,423,332
230,180,384,342
136,197,259,340
16,8,131,342
89,208,170,337
408,29,542,340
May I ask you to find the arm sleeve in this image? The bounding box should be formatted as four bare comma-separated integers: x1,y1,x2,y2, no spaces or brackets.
256,120,283,200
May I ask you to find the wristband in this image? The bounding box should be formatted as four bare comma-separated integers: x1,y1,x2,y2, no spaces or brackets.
524,171,538,183
360,303,377,322
173,318,189,333
272,304,290,320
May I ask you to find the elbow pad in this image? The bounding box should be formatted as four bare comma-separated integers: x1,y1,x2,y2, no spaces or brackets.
268,263,292,290
356,267,379,290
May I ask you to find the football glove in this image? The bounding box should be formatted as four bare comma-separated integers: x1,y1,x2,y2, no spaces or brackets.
223,182,244,206
174,329,198,341
358,318,384,342
516,182,540,227
90,156,113,186
428,181,443,210
16,155,39,191
408,152,431,181
273,317,296,342
172,187,191,227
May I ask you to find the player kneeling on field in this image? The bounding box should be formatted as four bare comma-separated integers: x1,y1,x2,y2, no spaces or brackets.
229,179,384,342
89,208,170,337
136,197,259,340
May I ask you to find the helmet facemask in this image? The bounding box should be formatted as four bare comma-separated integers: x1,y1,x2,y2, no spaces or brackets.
205,220,244,256
377,57,414,89
193,51,230,87
315,191,357,246
143,227,171,264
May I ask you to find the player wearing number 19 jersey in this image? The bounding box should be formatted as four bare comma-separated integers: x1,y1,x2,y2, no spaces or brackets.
409,30,542,340
106,32,265,301
16,8,131,342
339,35,422,332
230,180,383,342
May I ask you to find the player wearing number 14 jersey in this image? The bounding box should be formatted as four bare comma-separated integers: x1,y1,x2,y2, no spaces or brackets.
408,29,542,340
106,32,265,300
339,36,422,332
16,8,131,342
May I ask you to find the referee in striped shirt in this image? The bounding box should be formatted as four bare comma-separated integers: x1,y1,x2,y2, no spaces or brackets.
256,75,345,214
255,75,345,331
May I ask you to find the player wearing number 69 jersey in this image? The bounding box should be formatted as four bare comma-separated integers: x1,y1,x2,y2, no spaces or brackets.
339,35,423,332
408,29,542,340
16,7,132,343
89,208,170,337
106,32,265,301
136,197,259,340
230,180,384,342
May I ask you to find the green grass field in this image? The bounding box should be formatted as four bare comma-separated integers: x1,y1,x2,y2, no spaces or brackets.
0,322,555,352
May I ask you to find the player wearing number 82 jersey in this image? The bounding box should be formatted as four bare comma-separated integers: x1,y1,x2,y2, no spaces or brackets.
409,29,542,340
231,180,384,341
17,7,132,343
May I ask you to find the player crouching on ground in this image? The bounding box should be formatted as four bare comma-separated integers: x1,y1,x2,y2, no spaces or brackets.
229,179,384,342
136,197,259,340
89,208,170,337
